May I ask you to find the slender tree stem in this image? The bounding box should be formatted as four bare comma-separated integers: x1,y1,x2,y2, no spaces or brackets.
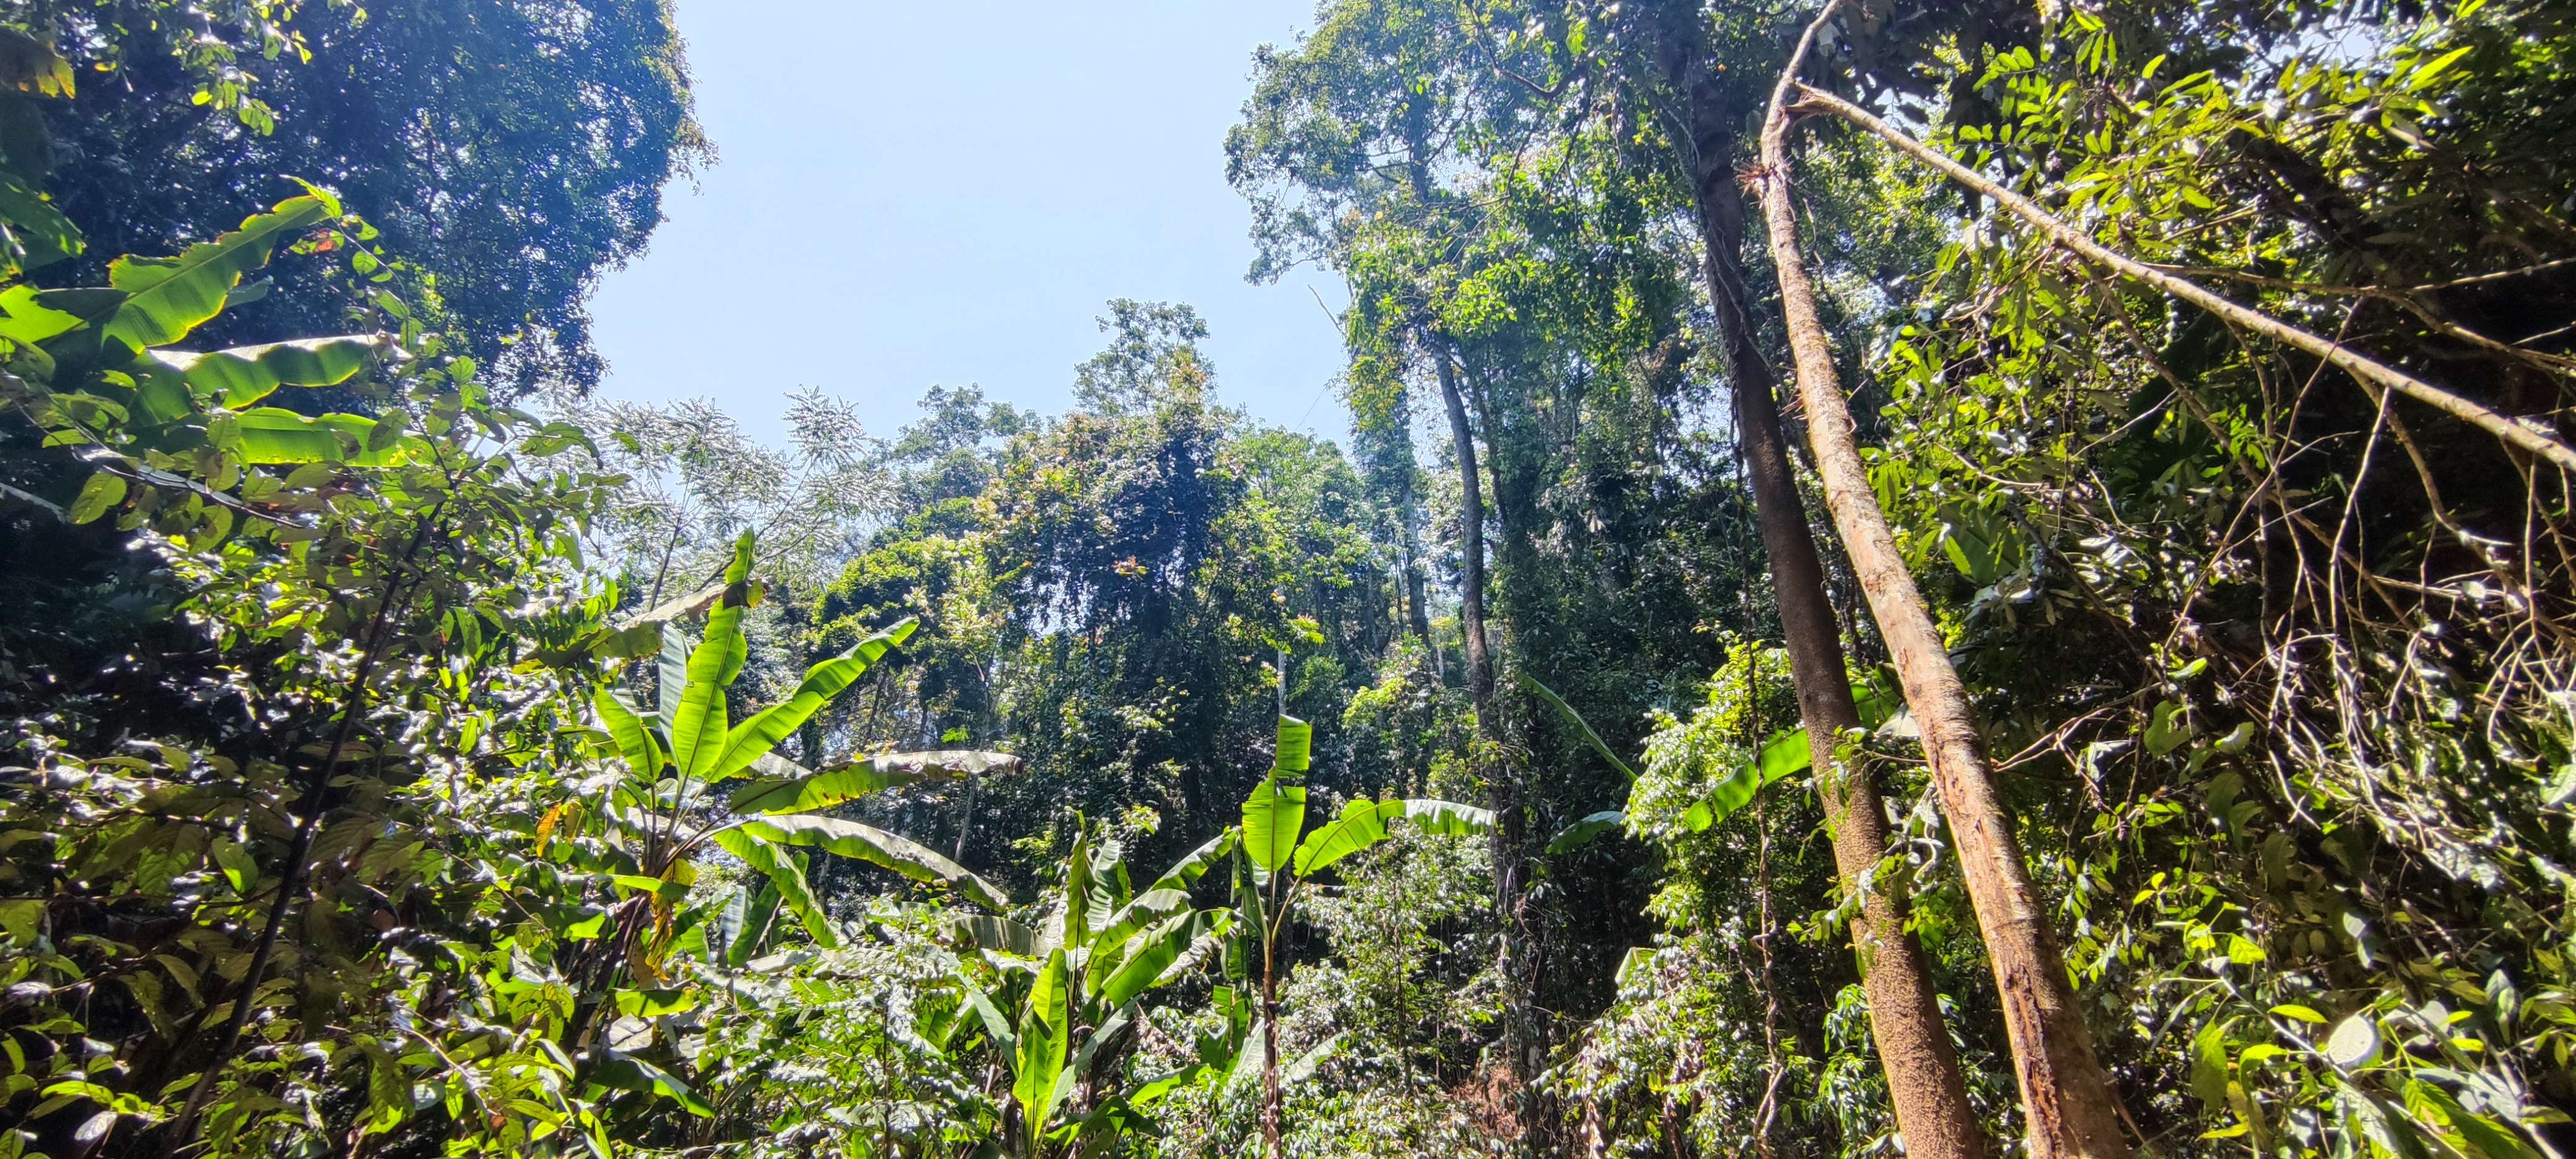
1757,10,2130,1157
1263,876,1290,1159
1434,337,1534,1122
167,506,446,1149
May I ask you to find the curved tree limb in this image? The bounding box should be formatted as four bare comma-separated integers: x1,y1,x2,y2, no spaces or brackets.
1788,82,2576,475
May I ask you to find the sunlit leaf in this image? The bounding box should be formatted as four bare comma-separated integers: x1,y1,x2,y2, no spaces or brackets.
589,1050,711,1118
1015,948,1071,1131
1242,775,1306,875
103,194,336,350
1546,809,1626,854
708,618,918,782
672,534,754,779
708,827,836,950
727,749,1012,814
728,814,1009,910
149,334,381,407
593,689,666,781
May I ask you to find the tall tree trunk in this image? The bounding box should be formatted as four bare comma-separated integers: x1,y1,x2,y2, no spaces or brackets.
1655,13,1989,1159
1435,337,1534,1127
1755,15,2129,1158
1405,544,1435,651
1408,106,1533,1140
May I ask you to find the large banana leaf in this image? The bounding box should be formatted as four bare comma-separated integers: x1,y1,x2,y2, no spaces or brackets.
1271,713,1310,775
149,334,380,407
708,828,837,950
591,688,666,781
1089,889,1192,960
1224,1019,1270,1095
621,581,728,635
656,623,689,730
1082,888,1193,994
1681,674,1909,832
591,582,725,661
0,284,87,345
730,815,1008,911
1291,797,1493,878
1243,715,1312,874
231,407,417,466
1289,799,1400,879
1050,1002,1135,1125
956,914,1040,957
1396,797,1494,836
1282,1033,1343,1085
1146,828,1237,895
1099,909,1217,1008
959,983,1017,1056
1242,776,1306,876
707,618,917,783
725,749,1010,815
1015,948,1071,1135
719,881,783,968
1131,1064,1213,1108
1546,809,1628,854
1092,849,1128,930
103,194,335,351
1215,1021,1339,1096
590,1049,712,1118
1060,827,1094,947
671,535,754,781
1686,727,1819,833
0,171,79,277
1521,672,1638,782
1227,849,1263,983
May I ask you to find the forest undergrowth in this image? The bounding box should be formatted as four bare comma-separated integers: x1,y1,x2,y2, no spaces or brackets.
0,0,2571,1156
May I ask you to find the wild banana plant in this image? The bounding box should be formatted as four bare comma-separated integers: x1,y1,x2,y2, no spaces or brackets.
1234,713,1492,1159
562,531,1017,1111
946,818,1238,1156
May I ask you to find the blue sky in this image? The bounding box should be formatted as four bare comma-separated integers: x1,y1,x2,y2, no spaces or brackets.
587,1,1351,447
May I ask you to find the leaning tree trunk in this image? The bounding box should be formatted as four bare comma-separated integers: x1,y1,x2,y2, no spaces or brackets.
1658,28,1988,1159
1754,12,2130,1158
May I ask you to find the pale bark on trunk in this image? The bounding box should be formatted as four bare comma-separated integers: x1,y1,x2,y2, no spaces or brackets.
1755,13,2130,1158
1654,12,1989,1158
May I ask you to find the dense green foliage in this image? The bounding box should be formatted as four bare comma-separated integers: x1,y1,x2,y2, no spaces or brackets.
2,0,2574,1156
10,0,704,396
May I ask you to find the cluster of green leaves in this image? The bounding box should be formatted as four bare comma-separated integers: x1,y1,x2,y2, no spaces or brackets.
1827,3,2576,1157
0,171,640,1155
10,0,705,396
0,111,1001,1155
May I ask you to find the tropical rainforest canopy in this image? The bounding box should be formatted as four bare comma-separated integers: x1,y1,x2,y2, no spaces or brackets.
0,0,2572,1156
